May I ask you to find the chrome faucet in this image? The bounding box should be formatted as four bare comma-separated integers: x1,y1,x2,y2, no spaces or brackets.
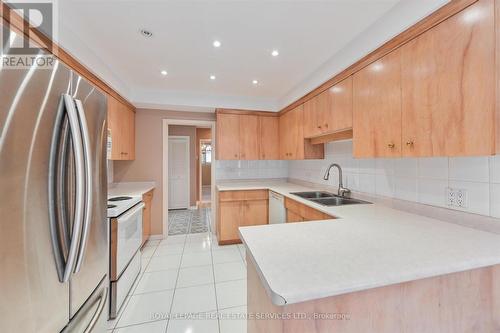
323,163,351,197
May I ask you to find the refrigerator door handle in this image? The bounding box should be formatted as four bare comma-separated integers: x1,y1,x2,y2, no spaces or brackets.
73,98,93,273
83,287,108,333
61,93,86,282
48,96,70,282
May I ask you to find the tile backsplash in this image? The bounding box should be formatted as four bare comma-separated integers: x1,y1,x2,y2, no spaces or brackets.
215,160,288,180
289,140,500,218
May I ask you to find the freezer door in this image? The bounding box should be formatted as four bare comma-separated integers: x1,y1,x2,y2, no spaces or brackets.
0,36,71,333
63,277,108,333
69,74,109,317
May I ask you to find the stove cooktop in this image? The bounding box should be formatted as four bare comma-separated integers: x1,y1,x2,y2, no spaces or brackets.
107,195,141,218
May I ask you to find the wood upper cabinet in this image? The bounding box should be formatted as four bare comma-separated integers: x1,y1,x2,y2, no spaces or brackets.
326,76,353,132
216,113,240,160
239,115,260,160
216,111,280,160
108,95,135,160
304,77,353,139
353,50,402,158
259,116,280,160
401,0,495,157
279,105,324,160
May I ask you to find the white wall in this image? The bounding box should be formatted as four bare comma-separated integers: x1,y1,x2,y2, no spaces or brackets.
289,140,500,218
215,160,288,180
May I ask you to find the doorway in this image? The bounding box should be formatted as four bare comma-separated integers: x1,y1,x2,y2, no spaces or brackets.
199,139,212,204
168,136,190,210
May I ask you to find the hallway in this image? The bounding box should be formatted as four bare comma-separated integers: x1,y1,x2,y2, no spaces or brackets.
107,208,247,333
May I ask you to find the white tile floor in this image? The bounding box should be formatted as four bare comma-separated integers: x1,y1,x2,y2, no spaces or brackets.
108,233,248,333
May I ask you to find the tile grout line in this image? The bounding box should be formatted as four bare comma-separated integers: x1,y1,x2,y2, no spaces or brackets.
164,234,187,333
207,211,222,333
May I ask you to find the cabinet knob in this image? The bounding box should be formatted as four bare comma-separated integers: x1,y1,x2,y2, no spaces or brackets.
234,154,238,158
387,143,395,149
317,126,322,129
406,140,414,147
324,123,328,128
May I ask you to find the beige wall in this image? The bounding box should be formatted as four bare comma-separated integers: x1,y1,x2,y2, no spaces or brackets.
168,125,197,207
114,108,215,235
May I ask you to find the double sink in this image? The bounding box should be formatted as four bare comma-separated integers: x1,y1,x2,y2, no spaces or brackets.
291,191,371,206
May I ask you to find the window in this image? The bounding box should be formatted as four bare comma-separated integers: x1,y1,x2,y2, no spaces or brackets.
201,143,212,164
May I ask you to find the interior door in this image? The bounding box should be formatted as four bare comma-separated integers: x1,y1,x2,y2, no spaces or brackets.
0,41,70,332
169,136,190,209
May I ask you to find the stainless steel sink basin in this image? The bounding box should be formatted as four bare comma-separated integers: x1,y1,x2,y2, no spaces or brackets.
310,197,371,206
291,191,371,206
291,191,336,199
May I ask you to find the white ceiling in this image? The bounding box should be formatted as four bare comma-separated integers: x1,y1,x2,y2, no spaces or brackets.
57,0,449,112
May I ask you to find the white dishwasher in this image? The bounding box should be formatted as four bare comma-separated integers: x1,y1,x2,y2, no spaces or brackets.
269,191,286,224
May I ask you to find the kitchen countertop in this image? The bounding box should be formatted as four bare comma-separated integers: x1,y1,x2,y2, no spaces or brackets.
108,181,156,197
218,181,500,306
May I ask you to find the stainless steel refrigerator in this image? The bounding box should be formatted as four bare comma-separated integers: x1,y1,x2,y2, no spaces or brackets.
0,26,109,332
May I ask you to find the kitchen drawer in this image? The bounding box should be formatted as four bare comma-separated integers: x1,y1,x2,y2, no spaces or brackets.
219,190,268,202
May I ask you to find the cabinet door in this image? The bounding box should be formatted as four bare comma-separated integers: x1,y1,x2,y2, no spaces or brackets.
401,0,495,157
239,115,259,160
241,200,268,227
279,111,291,159
303,97,321,138
289,105,305,159
219,201,242,242
124,106,135,160
259,116,280,160
353,50,402,158
325,76,353,132
107,96,122,160
217,113,240,160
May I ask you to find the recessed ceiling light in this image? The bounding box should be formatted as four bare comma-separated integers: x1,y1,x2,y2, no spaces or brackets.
140,29,153,38
271,50,279,57
213,40,221,48
210,75,216,80
252,80,258,85
160,70,167,76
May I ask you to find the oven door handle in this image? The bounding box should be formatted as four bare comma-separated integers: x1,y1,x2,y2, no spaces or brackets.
117,202,145,222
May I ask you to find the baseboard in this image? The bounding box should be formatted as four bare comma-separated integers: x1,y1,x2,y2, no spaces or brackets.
148,234,164,240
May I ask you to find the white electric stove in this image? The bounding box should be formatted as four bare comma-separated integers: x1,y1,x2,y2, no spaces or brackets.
107,195,144,318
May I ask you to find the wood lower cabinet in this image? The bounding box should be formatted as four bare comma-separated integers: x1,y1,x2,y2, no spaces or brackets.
141,190,154,246
279,105,324,160
401,0,495,157
284,197,333,222
108,95,135,160
353,50,402,158
217,190,269,244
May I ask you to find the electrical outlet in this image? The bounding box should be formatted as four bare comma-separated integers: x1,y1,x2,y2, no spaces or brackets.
446,187,455,207
456,188,468,208
446,187,468,208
